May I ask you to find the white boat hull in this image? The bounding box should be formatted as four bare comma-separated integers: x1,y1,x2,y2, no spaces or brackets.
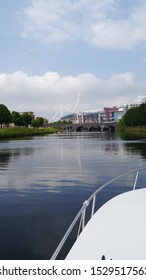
66,188,146,260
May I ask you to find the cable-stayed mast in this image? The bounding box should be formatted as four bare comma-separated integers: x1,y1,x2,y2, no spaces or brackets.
53,104,72,121
53,93,88,123
73,92,87,124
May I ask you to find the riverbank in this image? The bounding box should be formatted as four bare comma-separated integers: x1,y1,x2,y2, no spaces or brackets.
116,123,146,132
124,125,146,132
0,127,61,139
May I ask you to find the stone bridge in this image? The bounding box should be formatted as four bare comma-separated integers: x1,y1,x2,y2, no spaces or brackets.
58,122,117,132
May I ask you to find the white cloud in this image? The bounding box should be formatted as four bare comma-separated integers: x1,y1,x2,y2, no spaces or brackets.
18,0,146,49
18,0,115,44
88,20,133,49
89,1,146,49
0,70,145,121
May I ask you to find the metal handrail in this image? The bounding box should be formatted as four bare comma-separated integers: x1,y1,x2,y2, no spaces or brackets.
50,167,146,259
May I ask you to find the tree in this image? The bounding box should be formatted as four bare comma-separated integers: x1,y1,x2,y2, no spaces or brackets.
0,104,12,127
124,106,139,127
31,117,44,127
118,103,146,129
11,111,23,127
31,117,44,128
117,116,126,130
136,103,146,125
21,112,33,127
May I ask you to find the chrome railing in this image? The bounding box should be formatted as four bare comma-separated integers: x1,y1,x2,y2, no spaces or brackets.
50,167,146,259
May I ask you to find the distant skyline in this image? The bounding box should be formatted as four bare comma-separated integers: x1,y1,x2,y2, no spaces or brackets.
0,0,146,120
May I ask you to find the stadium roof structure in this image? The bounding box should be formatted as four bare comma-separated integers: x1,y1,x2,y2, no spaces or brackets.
61,110,99,121
132,94,146,104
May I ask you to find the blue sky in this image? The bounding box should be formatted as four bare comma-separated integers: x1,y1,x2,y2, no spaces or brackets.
0,0,146,120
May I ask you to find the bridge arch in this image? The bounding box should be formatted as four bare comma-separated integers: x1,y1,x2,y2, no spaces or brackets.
58,122,116,132
108,125,115,132
89,126,101,132
76,126,89,132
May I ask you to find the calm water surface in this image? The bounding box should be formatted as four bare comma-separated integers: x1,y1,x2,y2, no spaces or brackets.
0,131,146,259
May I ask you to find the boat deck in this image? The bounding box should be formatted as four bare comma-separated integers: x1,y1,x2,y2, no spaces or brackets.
66,188,146,260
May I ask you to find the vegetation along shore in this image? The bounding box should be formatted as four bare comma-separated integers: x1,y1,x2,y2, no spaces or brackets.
117,103,146,132
0,127,61,139
0,104,61,138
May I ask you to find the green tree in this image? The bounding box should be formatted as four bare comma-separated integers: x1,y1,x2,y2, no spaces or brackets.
21,112,33,127
124,106,139,127
32,117,44,128
0,104,12,127
11,111,23,127
118,103,146,129
136,103,146,125
117,116,126,130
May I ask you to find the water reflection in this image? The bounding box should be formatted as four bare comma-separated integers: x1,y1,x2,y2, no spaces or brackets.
118,131,146,159
0,151,11,167
0,133,146,259
124,142,146,159
118,130,146,141
0,146,35,169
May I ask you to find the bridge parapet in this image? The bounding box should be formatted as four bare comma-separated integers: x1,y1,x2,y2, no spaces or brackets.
58,122,117,132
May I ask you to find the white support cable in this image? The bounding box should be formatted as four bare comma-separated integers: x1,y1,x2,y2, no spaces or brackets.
53,93,88,122
53,104,73,121
63,104,73,113
73,93,80,113
53,104,62,121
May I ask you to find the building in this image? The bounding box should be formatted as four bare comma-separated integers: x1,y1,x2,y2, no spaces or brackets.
19,111,35,119
61,107,122,124
127,94,146,109
61,111,99,124
60,93,146,125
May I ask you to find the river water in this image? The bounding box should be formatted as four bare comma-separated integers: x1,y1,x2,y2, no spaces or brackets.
0,131,146,259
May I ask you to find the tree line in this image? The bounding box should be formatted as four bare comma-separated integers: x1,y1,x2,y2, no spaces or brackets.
0,104,45,128
118,103,146,129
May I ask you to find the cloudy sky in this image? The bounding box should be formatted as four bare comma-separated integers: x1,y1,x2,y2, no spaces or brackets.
1,0,146,121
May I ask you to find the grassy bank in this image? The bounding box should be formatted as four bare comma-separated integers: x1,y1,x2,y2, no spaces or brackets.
0,127,61,139
116,125,146,132
124,125,146,132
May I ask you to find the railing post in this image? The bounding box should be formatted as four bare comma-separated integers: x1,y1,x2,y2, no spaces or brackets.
91,195,96,217
81,208,86,230
77,200,89,238
133,171,139,190
82,201,89,230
